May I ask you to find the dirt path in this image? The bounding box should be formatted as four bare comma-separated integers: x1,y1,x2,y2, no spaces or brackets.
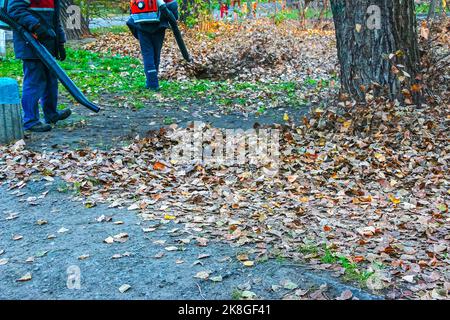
25,97,308,151
0,179,379,300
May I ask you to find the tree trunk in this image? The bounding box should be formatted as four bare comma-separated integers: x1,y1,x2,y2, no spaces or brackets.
59,0,90,40
331,0,420,102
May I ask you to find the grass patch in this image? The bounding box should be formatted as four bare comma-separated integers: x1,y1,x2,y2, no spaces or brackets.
320,246,374,287
0,46,333,110
231,289,243,300
270,8,333,24
297,243,319,255
91,25,130,36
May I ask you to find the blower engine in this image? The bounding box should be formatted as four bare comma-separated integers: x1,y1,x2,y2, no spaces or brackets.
130,0,161,23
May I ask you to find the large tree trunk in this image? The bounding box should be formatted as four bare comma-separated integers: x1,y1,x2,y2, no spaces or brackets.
331,0,420,102
59,0,90,40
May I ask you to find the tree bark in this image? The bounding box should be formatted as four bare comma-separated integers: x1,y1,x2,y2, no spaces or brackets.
331,0,420,102
59,0,90,40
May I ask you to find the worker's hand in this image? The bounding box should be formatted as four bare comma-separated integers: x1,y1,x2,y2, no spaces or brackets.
32,24,56,42
58,44,66,61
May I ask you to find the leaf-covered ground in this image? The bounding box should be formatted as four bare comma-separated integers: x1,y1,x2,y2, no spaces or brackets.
84,19,337,83
2,92,448,299
0,18,449,300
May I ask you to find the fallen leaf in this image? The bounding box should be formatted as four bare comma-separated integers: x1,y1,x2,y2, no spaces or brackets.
241,290,256,299
153,161,166,171
17,272,32,282
282,280,298,290
337,290,353,300
194,271,210,280
243,261,254,267
36,219,47,226
58,227,69,234
210,276,223,282
104,236,114,244
119,284,131,293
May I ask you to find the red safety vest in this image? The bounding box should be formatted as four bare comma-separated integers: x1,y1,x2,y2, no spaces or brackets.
29,0,55,11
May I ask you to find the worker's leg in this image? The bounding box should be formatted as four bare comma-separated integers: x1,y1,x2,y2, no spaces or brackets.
21,59,47,130
138,30,158,90
151,29,166,74
42,65,60,123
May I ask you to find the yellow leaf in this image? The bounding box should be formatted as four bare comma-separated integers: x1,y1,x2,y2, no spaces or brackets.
388,194,401,205
237,254,249,261
395,50,404,57
164,214,176,220
283,113,289,121
374,153,386,162
243,261,254,267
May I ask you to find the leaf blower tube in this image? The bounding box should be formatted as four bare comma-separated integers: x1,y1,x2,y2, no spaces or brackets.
0,8,100,113
157,0,191,62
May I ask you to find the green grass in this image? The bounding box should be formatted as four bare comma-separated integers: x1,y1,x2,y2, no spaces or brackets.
415,2,449,14
270,8,333,24
91,25,130,36
297,243,319,255
231,289,243,300
295,242,376,287
321,247,338,264
0,46,334,110
319,247,374,287
416,3,430,14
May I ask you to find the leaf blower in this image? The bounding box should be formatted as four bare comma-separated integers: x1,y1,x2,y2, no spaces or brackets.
130,0,192,62
0,0,100,113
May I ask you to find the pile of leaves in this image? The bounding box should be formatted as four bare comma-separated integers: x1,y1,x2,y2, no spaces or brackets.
419,17,450,105
83,19,337,82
